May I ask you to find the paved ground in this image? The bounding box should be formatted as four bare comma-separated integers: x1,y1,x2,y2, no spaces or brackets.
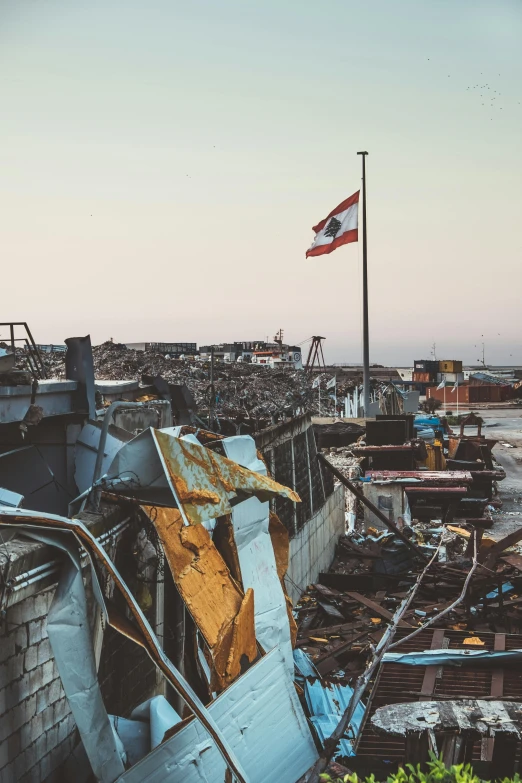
460,408,522,538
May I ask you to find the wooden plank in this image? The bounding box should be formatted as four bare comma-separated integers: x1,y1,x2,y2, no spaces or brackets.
420,629,445,697
484,528,522,569
342,591,413,628
500,553,522,571
491,633,506,697
482,633,506,761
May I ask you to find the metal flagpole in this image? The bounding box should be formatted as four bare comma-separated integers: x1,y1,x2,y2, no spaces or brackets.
357,151,370,416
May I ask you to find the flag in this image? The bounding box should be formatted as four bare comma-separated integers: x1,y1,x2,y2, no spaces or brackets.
437,379,445,390
326,376,337,389
312,376,321,389
451,380,459,393
306,191,360,258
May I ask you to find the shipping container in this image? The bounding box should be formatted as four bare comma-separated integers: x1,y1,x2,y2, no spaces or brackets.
414,359,438,372
427,385,470,404
439,360,463,373
413,372,431,382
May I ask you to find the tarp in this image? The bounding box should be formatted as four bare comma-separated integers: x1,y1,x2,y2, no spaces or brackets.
293,650,365,759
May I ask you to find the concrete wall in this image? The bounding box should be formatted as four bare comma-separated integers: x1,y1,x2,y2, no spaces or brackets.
286,483,345,604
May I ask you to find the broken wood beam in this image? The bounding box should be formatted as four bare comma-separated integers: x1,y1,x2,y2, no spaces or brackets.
317,452,429,562
342,591,413,628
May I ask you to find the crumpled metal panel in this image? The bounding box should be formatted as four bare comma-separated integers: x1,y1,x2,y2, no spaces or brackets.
304,678,365,758
293,650,365,759
102,429,299,525
221,436,294,672
117,648,318,783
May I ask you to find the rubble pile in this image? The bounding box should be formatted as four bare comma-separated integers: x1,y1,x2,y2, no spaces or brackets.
44,342,316,419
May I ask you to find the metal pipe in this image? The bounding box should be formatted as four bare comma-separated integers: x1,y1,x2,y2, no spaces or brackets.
357,151,370,415
317,452,428,562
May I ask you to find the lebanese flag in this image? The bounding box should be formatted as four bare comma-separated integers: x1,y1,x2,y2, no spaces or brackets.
306,190,360,257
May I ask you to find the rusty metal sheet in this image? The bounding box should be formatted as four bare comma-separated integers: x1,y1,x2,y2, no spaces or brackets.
212,515,243,584
221,436,295,673
143,505,257,692
103,428,299,525
213,588,257,690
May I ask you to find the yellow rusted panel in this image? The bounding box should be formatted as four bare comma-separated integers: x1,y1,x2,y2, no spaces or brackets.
213,588,257,691
145,505,243,649
212,515,243,585
424,444,446,471
153,429,300,526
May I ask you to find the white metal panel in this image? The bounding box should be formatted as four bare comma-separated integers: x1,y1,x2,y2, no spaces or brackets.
118,648,318,783
222,436,294,672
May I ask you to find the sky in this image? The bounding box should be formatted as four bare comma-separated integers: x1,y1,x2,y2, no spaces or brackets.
1,0,521,366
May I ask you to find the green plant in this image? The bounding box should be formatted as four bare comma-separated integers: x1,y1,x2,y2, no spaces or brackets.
319,753,522,783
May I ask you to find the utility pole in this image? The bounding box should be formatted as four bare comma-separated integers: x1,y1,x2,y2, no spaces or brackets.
357,151,370,415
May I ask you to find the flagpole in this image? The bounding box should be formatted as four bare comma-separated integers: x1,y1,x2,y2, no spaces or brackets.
357,151,370,416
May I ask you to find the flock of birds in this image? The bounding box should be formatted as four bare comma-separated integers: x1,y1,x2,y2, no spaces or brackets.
428,63,521,120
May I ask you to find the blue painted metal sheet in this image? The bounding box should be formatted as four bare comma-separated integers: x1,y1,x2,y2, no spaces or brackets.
383,649,522,666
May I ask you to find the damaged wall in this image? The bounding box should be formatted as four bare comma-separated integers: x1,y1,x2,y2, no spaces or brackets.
255,414,345,604
286,483,345,604
0,513,163,783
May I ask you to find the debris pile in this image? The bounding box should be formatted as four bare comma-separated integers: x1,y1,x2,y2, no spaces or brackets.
292,410,522,779
41,341,402,422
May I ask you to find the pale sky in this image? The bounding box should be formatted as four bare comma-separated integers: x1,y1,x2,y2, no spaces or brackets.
1,0,521,365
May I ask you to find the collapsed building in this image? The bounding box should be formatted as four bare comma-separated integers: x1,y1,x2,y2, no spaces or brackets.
0,333,343,782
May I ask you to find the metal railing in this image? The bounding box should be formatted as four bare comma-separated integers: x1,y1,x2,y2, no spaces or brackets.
0,322,48,379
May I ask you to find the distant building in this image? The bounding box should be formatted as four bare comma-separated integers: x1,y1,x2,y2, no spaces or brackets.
125,342,197,357
199,341,303,369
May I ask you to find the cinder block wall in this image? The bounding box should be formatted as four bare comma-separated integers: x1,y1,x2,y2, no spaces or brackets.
286,483,345,604
0,587,76,783
0,519,159,783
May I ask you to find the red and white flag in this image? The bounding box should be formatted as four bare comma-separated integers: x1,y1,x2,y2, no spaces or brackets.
306,190,360,258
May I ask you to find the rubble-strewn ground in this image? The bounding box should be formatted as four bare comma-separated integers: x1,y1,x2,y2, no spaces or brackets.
41,342,366,420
